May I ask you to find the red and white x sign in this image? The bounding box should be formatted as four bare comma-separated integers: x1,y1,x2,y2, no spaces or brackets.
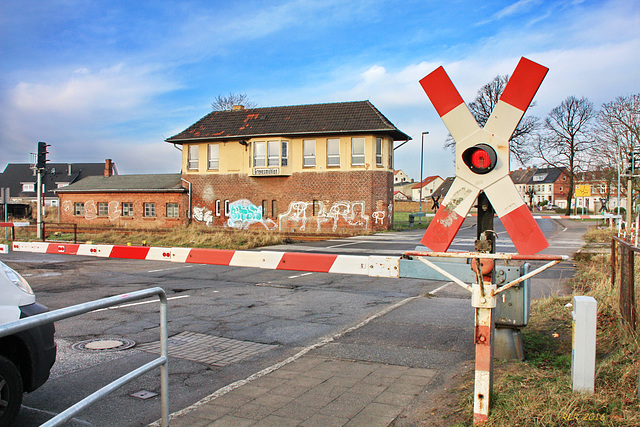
420,57,549,255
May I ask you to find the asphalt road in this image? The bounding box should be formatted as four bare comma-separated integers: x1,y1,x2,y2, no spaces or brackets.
2,217,590,426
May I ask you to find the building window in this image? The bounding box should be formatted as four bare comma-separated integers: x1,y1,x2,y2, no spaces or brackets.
122,203,133,216
303,140,316,167
167,203,179,218
22,183,35,192
327,139,340,167
144,203,156,217
215,200,221,216
376,138,383,166
388,140,393,168
224,200,230,216
98,202,108,217
208,144,219,170
56,182,69,188
351,138,365,165
313,200,319,216
272,200,277,217
187,145,199,170
268,141,280,166
253,141,266,167
281,141,288,166
74,202,84,216
262,200,268,217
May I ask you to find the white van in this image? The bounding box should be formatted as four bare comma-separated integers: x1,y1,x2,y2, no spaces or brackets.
0,260,56,426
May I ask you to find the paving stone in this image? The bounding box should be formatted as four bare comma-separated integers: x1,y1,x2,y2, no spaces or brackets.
187,404,233,421
318,393,374,419
207,414,256,427
252,414,302,427
250,392,295,408
374,391,416,406
272,402,319,420
294,391,338,408
309,382,350,398
209,392,254,408
167,414,213,427
300,413,350,427
270,384,310,398
230,403,275,420
232,385,272,398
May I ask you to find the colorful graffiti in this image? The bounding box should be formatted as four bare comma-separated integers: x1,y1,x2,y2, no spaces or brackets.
227,199,277,230
193,206,214,225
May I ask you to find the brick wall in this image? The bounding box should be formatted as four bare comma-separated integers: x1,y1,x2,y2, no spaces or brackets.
185,170,394,233
58,191,188,228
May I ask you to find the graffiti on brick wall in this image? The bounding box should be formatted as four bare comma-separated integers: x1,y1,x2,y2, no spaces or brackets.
279,200,371,232
108,201,121,221
228,199,277,230
193,206,214,225
62,200,122,221
371,200,393,225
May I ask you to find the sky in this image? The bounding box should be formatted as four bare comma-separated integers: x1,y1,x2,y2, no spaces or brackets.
1,0,639,181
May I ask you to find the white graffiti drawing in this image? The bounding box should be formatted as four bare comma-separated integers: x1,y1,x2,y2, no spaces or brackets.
62,200,73,215
193,206,214,226
372,211,386,224
84,200,97,220
227,199,277,230
317,201,370,231
279,201,311,231
108,201,121,221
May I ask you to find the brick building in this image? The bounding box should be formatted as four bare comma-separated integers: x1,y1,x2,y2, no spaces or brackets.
56,173,188,228
166,101,410,233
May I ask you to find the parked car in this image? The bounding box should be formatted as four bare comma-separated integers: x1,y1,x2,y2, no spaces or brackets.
0,261,56,426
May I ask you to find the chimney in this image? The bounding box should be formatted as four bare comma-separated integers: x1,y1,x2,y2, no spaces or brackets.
68,164,72,175
104,159,113,177
232,105,245,111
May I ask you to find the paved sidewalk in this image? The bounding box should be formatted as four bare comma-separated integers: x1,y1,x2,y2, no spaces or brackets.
169,355,436,427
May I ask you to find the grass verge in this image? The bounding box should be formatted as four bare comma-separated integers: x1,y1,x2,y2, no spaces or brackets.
445,227,640,426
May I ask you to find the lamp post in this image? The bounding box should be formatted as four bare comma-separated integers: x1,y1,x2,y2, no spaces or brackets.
419,132,429,219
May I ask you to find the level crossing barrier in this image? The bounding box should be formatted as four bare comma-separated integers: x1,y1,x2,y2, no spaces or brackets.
0,287,169,427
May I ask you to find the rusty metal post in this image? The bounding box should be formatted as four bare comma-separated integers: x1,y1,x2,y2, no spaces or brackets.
630,247,636,329
611,238,616,289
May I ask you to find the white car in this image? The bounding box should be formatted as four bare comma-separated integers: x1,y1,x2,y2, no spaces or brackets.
0,261,56,426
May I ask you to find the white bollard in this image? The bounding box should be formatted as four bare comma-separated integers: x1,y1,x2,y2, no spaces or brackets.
571,296,597,393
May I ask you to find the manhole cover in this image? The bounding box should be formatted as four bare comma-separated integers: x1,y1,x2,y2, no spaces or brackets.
72,337,136,352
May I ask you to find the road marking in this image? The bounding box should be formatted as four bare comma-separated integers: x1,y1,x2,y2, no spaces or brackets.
148,265,194,273
20,406,92,426
429,281,453,296
288,272,313,279
93,295,190,312
152,292,424,426
325,241,361,249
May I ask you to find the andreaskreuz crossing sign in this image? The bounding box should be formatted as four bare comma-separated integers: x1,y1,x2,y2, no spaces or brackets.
419,57,549,255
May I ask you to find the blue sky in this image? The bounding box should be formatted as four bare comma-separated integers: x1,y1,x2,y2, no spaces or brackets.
1,0,638,180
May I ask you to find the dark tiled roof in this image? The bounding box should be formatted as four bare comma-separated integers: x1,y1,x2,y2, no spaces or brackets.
531,167,565,184
510,167,538,184
166,101,411,143
432,177,455,199
55,174,185,193
0,163,106,199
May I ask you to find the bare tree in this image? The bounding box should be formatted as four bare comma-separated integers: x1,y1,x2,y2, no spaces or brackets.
211,93,257,111
444,75,540,165
535,96,596,214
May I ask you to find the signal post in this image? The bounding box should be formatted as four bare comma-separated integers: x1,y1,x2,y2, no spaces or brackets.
415,57,565,423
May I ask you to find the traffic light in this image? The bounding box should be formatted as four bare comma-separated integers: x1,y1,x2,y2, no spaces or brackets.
462,143,497,174
37,141,50,169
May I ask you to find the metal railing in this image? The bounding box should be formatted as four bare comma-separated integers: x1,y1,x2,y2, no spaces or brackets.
0,287,169,427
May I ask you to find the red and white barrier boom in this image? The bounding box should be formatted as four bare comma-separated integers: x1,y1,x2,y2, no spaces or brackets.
416,57,566,424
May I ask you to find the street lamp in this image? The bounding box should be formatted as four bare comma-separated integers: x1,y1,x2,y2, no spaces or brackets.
419,132,429,218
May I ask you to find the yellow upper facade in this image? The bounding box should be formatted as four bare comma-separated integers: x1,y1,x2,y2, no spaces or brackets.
182,134,394,176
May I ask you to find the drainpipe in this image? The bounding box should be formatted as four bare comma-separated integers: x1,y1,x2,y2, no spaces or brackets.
181,178,192,223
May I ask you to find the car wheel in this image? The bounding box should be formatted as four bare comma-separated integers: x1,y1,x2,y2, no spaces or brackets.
0,355,23,427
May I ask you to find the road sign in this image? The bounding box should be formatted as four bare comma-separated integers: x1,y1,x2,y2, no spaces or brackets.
575,185,591,198
419,57,549,255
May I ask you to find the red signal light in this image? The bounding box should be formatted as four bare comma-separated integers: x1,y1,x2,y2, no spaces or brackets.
462,143,497,174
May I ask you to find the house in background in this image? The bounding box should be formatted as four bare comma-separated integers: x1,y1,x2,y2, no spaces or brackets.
394,170,410,183
166,101,410,233
0,160,111,218
410,176,443,202
56,173,188,228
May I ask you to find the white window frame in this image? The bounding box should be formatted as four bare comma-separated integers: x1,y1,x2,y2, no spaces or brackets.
22,183,35,192
376,138,383,166
187,145,199,170
326,139,340,167
208,144,219,170
267,141,280,166
281,141,288,166
224,200,230,216
122,202,134,217
303,140,316,167
253,141,266,167
74,202,84,216
351,138,365,165
167,203,179,218
215,200,221,216
144,203,156,218
98,202,108,217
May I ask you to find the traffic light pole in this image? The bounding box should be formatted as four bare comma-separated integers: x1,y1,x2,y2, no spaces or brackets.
36,168,43,240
